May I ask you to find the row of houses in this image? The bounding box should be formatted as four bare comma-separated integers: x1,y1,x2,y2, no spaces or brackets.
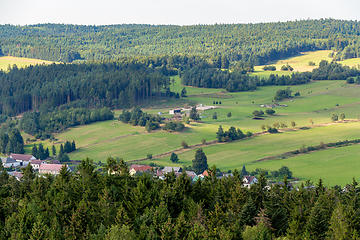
129,164,259,188
1,153,68,176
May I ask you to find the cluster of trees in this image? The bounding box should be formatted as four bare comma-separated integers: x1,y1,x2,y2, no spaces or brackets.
262,65,276,71
311,60,360,80
118,107,162,132
0,157,360,239
20,107,114,139
274,87,292,101
280,64,293,71
216,125,247,142
2,19,360,65
162,121,185,132
0,60,172,116
0,127,25,155
31,143,50,160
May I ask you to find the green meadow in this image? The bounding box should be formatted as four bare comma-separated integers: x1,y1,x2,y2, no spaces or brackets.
20,51,360,187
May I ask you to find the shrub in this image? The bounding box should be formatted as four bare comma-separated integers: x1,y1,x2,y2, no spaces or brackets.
181,140,188,149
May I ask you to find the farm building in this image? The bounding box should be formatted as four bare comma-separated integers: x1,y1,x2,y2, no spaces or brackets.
39,164,69,175
169,109,181,115
10,153,36,166
1,157,21,168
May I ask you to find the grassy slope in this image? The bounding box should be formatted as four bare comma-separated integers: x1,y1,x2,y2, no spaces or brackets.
22,50,360,186
0,56,54,70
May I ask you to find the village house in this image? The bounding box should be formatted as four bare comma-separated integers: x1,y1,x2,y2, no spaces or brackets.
30,160,47,170
9,171,23,181
1,157,21,168
129,164,153,176
162,166,182,174
10,153,37,166
243,175,258,188
39,164,68,175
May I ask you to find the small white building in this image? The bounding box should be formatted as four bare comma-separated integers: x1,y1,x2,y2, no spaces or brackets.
243,175,258,189
1,157,21,168
30,160,47,170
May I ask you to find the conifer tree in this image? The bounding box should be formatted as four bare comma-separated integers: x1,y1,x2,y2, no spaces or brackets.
192,148,208,175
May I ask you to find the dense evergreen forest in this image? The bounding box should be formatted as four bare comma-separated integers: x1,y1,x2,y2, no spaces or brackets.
0,159,359,239
0,60,172,116
1,19,360,64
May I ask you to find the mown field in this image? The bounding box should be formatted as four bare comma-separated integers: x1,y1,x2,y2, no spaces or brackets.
0,56,54,70
250,50,360,78
19,51,360,186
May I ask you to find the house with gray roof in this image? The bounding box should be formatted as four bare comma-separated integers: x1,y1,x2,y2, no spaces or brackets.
1,157,21,168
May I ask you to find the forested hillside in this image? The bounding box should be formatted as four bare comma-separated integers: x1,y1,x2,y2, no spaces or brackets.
0,60,171,116
1,19,360,64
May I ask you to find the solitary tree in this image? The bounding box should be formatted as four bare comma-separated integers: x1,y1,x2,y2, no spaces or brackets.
170,153,179,163
181,140,188,149
309,118,314,125
227,112,232,118
190,107,199,121
265,109,275,115
181,87,187,97
331,113,338,122
241,165,248,177
339,113,345,121
212,112,217,120
291,121,296,128
52,145,56,156
192,148,208,175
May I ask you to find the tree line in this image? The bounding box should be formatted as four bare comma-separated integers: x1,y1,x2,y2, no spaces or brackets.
181,60,360,92
0,157,359,239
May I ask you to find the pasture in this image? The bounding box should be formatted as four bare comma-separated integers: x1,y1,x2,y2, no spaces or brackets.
21,51,360,187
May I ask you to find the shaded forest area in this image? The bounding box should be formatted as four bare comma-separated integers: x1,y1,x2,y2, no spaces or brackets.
1,19,360,64
0,158,359,239
0,60,172,116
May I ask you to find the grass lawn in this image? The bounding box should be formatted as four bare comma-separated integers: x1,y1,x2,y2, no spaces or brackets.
0,56,54,70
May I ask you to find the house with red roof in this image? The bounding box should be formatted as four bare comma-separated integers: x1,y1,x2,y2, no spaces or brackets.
243,175,258,189
10,154,37,166
39,164,68,175
9,171,23,181
129,165,153,176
